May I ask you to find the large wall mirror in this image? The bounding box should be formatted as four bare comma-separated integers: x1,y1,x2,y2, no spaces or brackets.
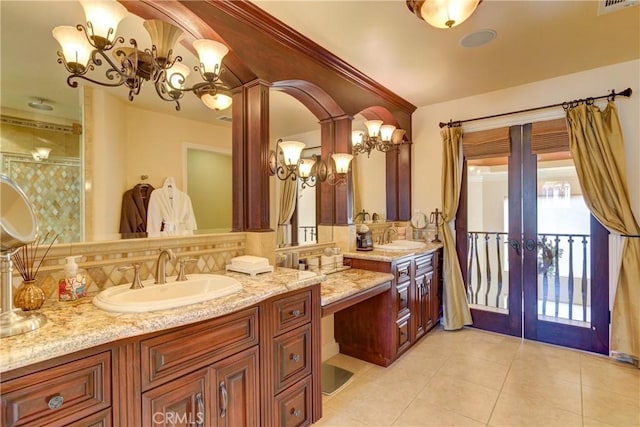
1,1,312,245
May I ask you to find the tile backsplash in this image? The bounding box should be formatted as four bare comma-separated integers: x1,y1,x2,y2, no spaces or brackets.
6,233,246,303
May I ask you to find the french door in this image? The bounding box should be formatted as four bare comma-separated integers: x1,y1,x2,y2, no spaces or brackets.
456,122,609,354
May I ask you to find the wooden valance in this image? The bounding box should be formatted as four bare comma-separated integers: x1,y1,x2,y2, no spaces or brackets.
531,118,570,154
462,126,510,159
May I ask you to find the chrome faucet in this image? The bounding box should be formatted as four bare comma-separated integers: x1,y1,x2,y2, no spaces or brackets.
380,227,398,244
154,248,176,284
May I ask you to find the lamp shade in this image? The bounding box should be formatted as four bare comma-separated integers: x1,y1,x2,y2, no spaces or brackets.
200,92,232,111
79,0,127,42
166,62,190,90
143,19,183,61
392,129,407,144
279,141,305,166
332,153,353,174
298,158,316,178
364,120,384,138
380,124,397,142
352,131,364,146
414,0,481,29
52,26,93,71
193,39,228,76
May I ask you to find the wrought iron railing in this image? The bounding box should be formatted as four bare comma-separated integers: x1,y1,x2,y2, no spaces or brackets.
299,226,317,243
467,231,591,322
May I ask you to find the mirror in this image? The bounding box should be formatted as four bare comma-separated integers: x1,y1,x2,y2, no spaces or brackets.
269,90,327,246
0,1,235,243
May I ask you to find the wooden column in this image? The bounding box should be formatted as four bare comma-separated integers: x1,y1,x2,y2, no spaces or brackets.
319,116,353,226
232,79,272,232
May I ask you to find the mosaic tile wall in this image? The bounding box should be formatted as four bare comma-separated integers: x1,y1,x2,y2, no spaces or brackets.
7,233,246,303
1,154,82,243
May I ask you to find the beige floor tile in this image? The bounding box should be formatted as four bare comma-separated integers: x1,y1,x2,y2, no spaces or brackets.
582,385,640,427
324,382,413,426
392,399,485,427
581,354,640,397
488,391,583,426
438,353,509,390
582,417,616,427
502,363,582,415
313,405,369,427
510,343,582,384
417,373,499,424
326,353,377,376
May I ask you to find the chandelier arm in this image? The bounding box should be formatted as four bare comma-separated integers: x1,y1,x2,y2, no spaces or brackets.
66,71,128,89
275,165,297,182
152,78,182,111
300,176,318,189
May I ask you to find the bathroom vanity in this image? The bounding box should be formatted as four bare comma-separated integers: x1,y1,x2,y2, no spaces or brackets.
337,244,443,367
0,269,322,427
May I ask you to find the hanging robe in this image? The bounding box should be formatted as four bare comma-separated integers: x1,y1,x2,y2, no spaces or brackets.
147,177,197,237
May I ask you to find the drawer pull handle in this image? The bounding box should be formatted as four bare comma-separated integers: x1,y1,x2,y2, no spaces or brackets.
291,309,301,317
399,269,409,277
292,408,301,417
48,395,64,410
220,381,228,418
290,353,301,363
196,392,205,427
400,330,406,336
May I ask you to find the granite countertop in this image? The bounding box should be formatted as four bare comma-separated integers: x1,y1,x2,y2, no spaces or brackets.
0,268,324,373
320,268,394,308
343,241,443,262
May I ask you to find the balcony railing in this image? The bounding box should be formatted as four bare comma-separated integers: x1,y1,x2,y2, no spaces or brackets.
467,231,591,323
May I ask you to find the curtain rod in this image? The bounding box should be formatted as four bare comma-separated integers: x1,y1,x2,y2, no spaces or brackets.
439,88,632,129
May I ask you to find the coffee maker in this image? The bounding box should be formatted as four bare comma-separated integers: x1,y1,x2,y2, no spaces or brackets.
356,228,374,251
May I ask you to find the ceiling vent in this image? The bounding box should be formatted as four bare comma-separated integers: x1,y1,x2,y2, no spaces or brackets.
217,115,233,123
598,0,639,15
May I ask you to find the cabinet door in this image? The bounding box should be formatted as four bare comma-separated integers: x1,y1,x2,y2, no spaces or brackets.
214,347,259,427
414,273,428,340
424,271,435,331
141,369,209,427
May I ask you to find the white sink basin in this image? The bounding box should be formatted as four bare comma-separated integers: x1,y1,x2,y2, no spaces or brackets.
374,240,427,251
93,274,242,313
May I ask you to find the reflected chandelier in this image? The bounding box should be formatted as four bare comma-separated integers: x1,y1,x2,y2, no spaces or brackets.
351,120,409,157
271,140,353,188
52,0,232,111
406,0,481,29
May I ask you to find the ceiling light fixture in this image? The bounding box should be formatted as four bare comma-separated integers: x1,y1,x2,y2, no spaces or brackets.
27,99,54,111
270,139,353,188
406,0,481,29
52,0,232,111
31,147,52,161
351,120,410,157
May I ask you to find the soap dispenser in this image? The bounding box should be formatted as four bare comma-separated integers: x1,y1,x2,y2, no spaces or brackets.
58,256,87,301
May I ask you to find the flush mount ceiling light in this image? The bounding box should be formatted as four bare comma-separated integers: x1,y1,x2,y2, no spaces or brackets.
27,99,54,111
406,0,481,29
351,120,410,157
52,0,232,112
270,139,353,187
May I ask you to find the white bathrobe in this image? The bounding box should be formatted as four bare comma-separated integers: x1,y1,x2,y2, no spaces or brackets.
146,177,197,237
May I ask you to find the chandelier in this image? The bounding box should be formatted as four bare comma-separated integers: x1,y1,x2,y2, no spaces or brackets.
351,120,409,157
52,0,232,111
271,140,353,188
406,0,481,29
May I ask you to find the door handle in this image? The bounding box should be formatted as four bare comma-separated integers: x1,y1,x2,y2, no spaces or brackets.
525,239,537,252
509,239,521,256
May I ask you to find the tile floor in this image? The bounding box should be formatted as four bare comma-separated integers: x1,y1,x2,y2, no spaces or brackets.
315,326,640,427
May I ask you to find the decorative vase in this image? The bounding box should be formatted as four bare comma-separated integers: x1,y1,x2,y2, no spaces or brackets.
14,280,46,311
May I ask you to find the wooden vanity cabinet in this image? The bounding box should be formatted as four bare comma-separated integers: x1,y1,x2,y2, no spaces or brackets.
337,249,441,367
1,285,322,427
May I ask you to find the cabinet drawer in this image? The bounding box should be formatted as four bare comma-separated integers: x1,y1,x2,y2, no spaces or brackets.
395,260,411,284
67,408,112,427
273,324,312,394
2,351,111,427
415,253,434,274
141,307,258,390
396,281,410,318
397,317,410,353
274,377,312,427
272,290,312,335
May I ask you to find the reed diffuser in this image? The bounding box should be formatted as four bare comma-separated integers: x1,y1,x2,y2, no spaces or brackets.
12,232,58,310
